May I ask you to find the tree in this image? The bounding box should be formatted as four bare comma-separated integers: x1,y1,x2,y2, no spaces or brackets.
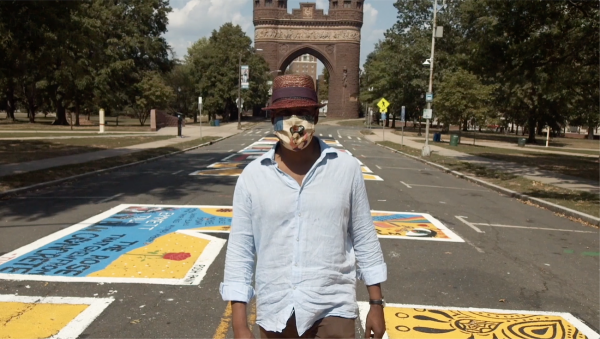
318,68,329,102
132,71,174,126
189,23,269,122
435,69,495,132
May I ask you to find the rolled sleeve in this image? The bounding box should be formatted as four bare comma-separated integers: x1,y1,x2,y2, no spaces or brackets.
220,175,257,302
220,282,255,303
349,162,388,285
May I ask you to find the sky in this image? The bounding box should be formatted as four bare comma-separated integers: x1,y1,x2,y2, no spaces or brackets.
164,0,398,70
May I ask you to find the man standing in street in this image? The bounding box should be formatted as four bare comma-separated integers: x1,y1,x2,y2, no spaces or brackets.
220,75,387,339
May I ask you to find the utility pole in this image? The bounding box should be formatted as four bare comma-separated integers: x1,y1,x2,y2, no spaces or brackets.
422,0,439,157
237,52,242,130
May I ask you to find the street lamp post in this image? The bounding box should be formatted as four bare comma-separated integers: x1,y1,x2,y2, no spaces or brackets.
422,0,440,157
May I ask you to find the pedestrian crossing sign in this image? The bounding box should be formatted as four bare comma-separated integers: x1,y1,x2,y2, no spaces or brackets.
377,98,390,113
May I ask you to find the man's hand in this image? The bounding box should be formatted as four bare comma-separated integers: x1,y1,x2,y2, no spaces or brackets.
233,325,255,339
364,305,386,339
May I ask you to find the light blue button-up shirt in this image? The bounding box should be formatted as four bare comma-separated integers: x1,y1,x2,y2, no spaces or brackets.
220,138,387,335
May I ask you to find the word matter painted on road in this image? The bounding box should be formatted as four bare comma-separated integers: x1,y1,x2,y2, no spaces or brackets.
372,210,463,242
0,295,113,339
190,135,384,181
0,204,228,285
358,302,597,339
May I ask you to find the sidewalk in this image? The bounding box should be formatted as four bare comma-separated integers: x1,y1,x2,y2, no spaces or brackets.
0,123,245,177
365,129,599,194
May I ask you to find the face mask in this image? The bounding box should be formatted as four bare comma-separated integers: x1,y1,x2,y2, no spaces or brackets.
274,115,316,151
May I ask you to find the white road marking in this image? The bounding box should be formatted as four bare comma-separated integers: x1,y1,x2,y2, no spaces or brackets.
0,295,114,339
376,165,382,169
227,149,234,152
400,181,412,189
264,131,269,134
347,136,352,140
473,223,597,233
403,184,487,192
97,193,124,204
455,216,485,233
352,148,356,151
241,143,245,146
319,133,323,136
172,170,184,175
328,134,332,138
378,200,386,202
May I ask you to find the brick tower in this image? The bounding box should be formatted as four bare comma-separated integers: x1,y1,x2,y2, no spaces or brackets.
254,1,363,118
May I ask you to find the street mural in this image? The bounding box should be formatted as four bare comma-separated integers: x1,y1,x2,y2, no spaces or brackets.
0,295,113,339
0,205,228,285
190,136,384,181
358,303,598,339
0,205,462,284
372,210,464,242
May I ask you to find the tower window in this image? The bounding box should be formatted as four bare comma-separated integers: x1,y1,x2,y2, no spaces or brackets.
357,1,362,9
255,0,260,6
265,0,273,7
332,1,338,9
344,1,351,8
278,1,285,8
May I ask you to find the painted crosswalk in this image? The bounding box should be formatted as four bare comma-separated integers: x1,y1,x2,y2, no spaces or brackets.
190,134,383,181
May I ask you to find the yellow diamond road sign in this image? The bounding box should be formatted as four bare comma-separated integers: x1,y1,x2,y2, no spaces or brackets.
377,98,390,113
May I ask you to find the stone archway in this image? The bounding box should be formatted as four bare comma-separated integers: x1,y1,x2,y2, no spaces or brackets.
254,0,363,119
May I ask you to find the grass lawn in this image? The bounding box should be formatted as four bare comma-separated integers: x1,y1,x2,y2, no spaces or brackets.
0,133,138,138
416,141,599,182
443,130,599,150
0,136,174,165
379,141,600,218
0,137,219,193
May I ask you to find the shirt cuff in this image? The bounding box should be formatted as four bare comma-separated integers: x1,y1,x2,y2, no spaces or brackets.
220,282,255,302
357,263,387,286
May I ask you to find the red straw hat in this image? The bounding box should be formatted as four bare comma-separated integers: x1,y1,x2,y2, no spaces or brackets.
262,74,326,111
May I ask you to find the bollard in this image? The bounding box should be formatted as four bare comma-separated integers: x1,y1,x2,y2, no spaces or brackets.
99,109,105,133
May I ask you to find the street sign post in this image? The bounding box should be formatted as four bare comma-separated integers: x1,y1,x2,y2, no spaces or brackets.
378,98,390,141
426,92,433,103
198,97,203,140
401,106,406,146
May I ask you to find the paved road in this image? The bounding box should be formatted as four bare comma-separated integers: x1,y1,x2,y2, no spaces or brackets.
0,123,598,339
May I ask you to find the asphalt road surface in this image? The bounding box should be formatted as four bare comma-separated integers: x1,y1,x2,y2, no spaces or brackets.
0,123,598,339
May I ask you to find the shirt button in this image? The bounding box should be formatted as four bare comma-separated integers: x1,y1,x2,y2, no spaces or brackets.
293,286,296,290
296,238,299,242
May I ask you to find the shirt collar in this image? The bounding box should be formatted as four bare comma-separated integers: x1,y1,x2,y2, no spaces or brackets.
260,137,337,165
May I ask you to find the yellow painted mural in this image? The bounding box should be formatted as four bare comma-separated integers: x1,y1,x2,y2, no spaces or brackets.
89,232,210,279
382,306,594,339
0,302,88,339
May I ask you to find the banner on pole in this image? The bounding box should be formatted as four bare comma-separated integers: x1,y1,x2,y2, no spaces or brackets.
401,106,406,122
241,66,249,89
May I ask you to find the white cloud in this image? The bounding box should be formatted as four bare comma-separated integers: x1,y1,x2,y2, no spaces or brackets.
165,0,253,59
360,3,382,68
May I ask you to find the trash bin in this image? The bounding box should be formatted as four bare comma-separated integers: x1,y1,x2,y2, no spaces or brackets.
210,120,215,126
449,134,460,146
433,133,442,142
518,138,527,147
214,119,221,127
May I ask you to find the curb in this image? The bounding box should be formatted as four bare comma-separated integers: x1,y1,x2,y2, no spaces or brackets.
0,133,238,198
375,143,600,226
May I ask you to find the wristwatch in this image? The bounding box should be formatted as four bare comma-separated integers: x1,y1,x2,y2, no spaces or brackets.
369,298,386,307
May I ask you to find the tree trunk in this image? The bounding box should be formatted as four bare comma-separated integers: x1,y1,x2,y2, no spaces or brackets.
527,115,536,143
5,82,16,121
52,99,69,125
462,119,468,131
75,100,80,126
515,125,519,136
588,126,594,140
